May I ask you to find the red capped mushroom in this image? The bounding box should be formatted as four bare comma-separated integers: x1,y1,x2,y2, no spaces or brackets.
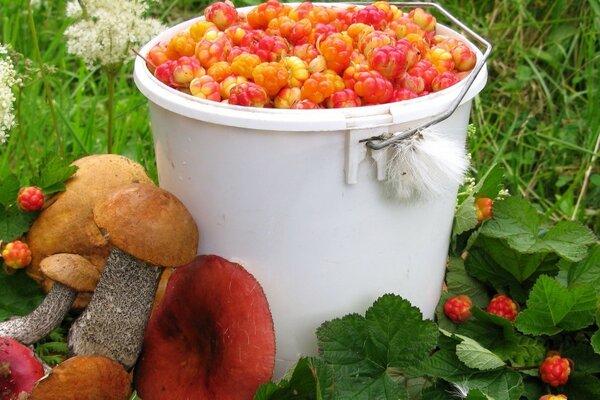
0,337,45,399
134,255,275,399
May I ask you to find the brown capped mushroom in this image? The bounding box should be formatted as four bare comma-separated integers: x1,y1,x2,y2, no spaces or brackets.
29,355,131,400
68,183,199,369
26,154,153,309
0,254,99,345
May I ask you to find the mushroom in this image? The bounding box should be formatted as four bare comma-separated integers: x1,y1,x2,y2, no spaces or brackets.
26,154,153,309
29,355,131,400
0,336,45,399
68,183,199,370
0,254,99,345
134,255,275,399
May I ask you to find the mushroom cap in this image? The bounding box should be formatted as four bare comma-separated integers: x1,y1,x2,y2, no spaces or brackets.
0,337,45,398
134,255,275,399
29,355,131,400
39,254,100,293
26,154,153,306
93,183,199,267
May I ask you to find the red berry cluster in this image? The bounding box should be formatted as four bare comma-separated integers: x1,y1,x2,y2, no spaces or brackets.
486,294,519,322
443,294,472,324
146,0,477,109
539,353,572,387
2,240,32,269
17,186,44,212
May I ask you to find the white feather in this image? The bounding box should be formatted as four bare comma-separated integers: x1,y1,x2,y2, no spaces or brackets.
385,128,469,202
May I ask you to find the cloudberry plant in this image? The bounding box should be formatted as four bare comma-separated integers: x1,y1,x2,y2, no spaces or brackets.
539,353,572,387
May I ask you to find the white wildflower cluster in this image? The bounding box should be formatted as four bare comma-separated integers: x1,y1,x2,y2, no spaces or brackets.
0,45,19,145
497,187,510,199
64,0,164,68
462,175,476,195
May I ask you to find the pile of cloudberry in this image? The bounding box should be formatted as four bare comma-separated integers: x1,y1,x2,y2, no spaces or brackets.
146,0,477,108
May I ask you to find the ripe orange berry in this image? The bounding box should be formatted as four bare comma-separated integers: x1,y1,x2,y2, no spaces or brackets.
231,53,262,79
190,75,222,102
319,33,354,74
252,61,289,97
2,240,32,269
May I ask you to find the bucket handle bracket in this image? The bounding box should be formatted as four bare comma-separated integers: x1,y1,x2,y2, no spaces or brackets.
345,128,389,184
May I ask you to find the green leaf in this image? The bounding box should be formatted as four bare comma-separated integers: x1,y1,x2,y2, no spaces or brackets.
317,294,438,399
515,275,596,336
506,335,545,370
566,244,600,290
0,173,20,206
0,206,38,242
446,257,490,307
0,269,44,321
454,334,506,371
479,197,540,253
453,197,478,238
592,330,600,355
531,221,596,262
34,157,77,195
419,350,523,400
253,358,328,400
456,308,518,360
562,343,600,374
562,373,600,399
473,164,504,199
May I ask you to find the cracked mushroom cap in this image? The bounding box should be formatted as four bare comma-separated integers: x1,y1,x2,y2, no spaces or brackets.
26,154,153,308
40,254,100,293
29,355,131,400
93,183,199,267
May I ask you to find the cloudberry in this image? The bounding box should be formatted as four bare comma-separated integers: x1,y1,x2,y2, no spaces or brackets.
353,70,393,105
166,32,196,59
190,75,222,102
432,71,459,92
352,5,388,30
252,61,289,97
231,53,262,79
475,197,494,223
195,34,232,68
539,395,568,400
220,75,247,99
486,294,519,322
228,82,269,107
539,353,572,387
368,45,408,80
2,240,32,269
274,87,302,109
247,0,289,29
17,186,44,212
408,59,438,92
409,8,436,32
290,99,320,109
189,21,219,42
326,89,361,108
319,33,353,74
300,71,336,104
204,1,238,31
443,294,472,323
281,56,309,87
391,87,418,102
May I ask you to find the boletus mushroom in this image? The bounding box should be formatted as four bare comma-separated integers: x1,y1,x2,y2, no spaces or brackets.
0,337,45,400
134,255,275,399
68,183,199,370
26,154,153,309
0,254,99,345
29,355,131,400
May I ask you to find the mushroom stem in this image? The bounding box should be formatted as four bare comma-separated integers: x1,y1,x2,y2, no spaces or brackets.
68,247,160,370
0,283,76,345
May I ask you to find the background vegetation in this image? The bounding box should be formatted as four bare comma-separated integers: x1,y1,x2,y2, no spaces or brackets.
0,0,598,233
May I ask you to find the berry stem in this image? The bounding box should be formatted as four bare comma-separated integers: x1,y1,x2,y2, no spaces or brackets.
26,0,64,157
16,88,36,177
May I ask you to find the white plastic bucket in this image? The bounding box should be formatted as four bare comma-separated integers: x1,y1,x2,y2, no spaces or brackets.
134,4,488,378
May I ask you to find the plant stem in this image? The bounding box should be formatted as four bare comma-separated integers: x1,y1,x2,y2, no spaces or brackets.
106,67,118,154
16,88,35,176
571,130,600,220
26,0,64,157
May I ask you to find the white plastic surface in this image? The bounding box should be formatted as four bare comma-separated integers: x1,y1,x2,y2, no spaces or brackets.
133,4,488,379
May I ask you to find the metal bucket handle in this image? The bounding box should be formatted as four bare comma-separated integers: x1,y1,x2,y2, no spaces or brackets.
350,1,492,150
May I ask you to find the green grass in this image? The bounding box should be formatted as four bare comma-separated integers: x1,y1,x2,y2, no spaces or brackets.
0,0,598,232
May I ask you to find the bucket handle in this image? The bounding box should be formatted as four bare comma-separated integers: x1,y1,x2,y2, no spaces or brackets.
350,1,492,150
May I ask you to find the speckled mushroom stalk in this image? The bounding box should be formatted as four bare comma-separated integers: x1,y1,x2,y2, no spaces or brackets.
0,254,99,345
0,284,75,345
68,183,199,370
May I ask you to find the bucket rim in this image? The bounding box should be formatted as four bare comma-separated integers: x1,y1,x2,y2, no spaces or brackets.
133,3,488,132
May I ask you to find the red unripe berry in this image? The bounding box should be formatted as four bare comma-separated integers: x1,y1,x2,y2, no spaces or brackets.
290,99,320,109
190,75,222,102
326,89,361,108
431,71,459,92
353,70,393,105
475,197,494,223
539,353,572,387
228,82,269,107
392,87,418,102
486,294,519,322
17,186,44,212
443,294,472,323
352,5,388,30
368,45,408,80
409,8,436,32
408,59,438,92
2,240,32,269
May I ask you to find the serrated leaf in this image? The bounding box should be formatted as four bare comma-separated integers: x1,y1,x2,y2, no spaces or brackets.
419,350,523,400
455,334,505,370
473,164,504,199
35,157,77,195
530,221,596,262
446,257,489,307
507,335,545,370
562,373,600,399
453,197,478,237
0,206,38,242
456,308,517,361
479,197,540,252
465,389,491,400
0,269,44,321
253,357,327,400
317,294,437,399
515,275,596,336
0,174,20,206
567,244,600,290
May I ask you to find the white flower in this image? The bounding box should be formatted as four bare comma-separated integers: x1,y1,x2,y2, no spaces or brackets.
64,0,164,68
0,44,18,145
